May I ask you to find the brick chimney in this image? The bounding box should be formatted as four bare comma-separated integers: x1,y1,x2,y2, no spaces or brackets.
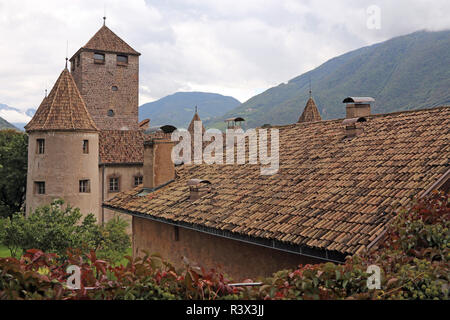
343,97,374,118
143,138,175,190
187,179,211,201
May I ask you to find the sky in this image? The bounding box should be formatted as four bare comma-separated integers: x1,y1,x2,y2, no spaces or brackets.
0,0,449,123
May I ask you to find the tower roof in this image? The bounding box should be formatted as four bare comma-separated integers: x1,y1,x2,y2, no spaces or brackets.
298,97,322,123
25,69,98,132
73,25,140,57
188,108,205,133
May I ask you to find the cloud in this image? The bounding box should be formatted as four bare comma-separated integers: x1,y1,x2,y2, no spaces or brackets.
0,108,32,123
0,0,449,120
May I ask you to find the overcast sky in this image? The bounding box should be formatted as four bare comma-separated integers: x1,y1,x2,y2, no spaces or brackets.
0,0,449,123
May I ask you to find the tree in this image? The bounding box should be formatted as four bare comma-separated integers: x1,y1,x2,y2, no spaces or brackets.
0,129,28,218
0,199,130,261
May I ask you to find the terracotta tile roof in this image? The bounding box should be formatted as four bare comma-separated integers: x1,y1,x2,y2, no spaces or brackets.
81,25,140,55
99,130,144,164
25,69,98,132
298,97,321,123
104,106,450,256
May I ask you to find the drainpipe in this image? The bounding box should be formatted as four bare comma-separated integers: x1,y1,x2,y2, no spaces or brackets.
101,164,105,226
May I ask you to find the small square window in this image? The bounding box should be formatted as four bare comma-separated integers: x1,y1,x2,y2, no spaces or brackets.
109,177,119,192
35,181,45,194
117,55,128,65
134,176,143,186
37,139,45,154
82,140,89,154
94,53,105,64
79,180,90,193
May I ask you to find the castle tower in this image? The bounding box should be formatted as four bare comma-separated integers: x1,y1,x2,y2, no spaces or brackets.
69,24,141,131
25,68,100,219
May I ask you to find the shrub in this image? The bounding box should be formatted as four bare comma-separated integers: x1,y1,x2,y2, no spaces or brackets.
0,199,130,262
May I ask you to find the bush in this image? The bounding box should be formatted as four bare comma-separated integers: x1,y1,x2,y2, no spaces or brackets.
0,130,27,218
0,199,130,262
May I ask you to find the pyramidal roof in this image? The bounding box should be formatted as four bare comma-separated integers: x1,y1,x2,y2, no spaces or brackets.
81,25,140,55
25,68,98,132
298,97,322,123
188,109,205,133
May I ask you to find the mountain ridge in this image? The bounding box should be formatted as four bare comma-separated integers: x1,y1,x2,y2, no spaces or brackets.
206,30,450,129
139,91,240,128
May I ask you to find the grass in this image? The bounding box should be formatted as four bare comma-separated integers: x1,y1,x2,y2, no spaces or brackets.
0,243,12,258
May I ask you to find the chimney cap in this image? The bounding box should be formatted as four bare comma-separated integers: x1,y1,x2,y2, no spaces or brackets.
224,117,245,122
187,179,211,186
343,97,375,104
342,117,367,125
145,124,177,134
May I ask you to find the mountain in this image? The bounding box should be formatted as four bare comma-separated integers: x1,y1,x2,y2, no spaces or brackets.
0,116,18,130
139,92,240,128
207,30,450,129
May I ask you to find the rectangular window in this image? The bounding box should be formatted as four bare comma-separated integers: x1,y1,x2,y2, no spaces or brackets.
71,60,75,71
93,52,105,64
37,139,45,154
79,180,90,193
109,177,119,192
77,54,80,66
82,140,89,154
134,176,143,186
117,54,128,65
35,181,45,194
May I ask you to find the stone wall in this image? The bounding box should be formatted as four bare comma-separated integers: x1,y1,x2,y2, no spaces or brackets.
71,51,139,131
132,216,323,281
26,131,100,220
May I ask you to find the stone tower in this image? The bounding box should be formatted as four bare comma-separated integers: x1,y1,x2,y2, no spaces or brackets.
69,24,141,131
25,68,100,219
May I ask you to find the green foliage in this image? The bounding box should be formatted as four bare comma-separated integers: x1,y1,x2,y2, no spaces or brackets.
0,192,448,300
95,216,131,263
0,199,130,262
0,129,27,218
207,30,450,129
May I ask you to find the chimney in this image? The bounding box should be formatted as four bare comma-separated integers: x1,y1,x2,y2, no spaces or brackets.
343,97,374,118
342,117,367,138
225,117,245,130
143,137,175,190
187,179,212,201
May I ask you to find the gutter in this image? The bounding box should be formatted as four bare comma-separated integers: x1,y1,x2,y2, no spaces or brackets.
102,203,347,264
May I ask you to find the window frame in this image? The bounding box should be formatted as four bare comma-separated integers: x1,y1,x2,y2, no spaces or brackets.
82,140,89,154
36,139,45,154
35,181,45,195
109,176,120,193
79,179,90,193
134,175,143,187
93,52,105,64
116,54,128,66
